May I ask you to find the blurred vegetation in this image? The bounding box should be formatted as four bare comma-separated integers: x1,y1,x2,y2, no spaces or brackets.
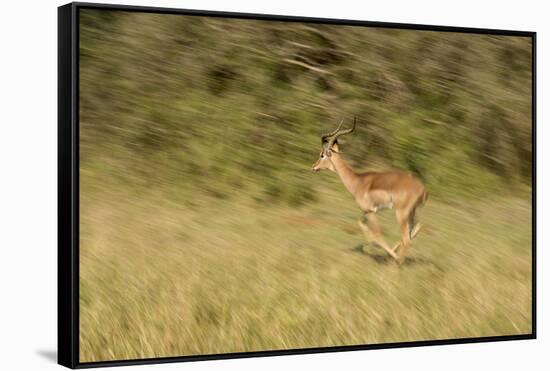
80,10,532,205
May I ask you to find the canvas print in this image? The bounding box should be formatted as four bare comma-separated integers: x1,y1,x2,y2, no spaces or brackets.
78,8,533,363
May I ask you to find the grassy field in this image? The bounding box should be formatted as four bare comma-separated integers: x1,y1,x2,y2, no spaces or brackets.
79,179,532,362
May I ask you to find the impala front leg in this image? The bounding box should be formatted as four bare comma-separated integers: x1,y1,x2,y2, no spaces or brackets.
358,213,399,261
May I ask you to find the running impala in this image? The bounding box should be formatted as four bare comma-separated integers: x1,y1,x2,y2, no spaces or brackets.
312,118,428,264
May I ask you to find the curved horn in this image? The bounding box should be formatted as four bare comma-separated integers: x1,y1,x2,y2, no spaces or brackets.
321,119,344,144
327,117,356,151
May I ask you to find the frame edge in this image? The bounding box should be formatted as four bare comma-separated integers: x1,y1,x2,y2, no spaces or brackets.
73,1,535,35
63,2,537,368
58,2,78,369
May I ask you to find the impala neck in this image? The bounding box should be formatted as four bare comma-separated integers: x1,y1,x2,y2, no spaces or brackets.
330,153,360,196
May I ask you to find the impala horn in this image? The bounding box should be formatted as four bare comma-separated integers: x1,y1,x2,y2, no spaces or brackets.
321,119,344,145
325,117,356,155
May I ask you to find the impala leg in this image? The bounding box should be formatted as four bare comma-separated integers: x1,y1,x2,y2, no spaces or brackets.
408,209,417,240
358,213,399,261
357,219,374,245
392,209,421,253
395,209,413,265
392,223,423,252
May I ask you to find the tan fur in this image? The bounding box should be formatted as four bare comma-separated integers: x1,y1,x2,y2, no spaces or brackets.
312,141,428,264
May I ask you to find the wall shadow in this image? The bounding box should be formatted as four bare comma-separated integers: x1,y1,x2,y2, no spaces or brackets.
36,350,57,363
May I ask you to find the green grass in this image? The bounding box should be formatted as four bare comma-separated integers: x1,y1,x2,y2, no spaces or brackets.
79,181,532,362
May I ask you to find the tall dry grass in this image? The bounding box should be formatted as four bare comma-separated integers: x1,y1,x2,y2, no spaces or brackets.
79,182,531,361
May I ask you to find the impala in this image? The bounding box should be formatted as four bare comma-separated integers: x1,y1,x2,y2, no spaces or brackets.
312,118,428,264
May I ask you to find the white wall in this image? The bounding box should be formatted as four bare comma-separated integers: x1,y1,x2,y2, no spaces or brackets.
0,0,546,370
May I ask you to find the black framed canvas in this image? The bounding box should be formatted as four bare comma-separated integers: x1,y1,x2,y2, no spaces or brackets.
58,2,536,368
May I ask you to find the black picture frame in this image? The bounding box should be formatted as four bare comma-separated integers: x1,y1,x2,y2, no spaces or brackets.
58,2,537,369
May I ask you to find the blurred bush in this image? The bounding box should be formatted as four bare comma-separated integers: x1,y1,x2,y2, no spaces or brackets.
80,10,532,204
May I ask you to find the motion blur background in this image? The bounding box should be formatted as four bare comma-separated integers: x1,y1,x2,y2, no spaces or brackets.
79,9,532,362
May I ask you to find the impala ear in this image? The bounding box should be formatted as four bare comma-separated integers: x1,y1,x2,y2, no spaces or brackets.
331,139,339,152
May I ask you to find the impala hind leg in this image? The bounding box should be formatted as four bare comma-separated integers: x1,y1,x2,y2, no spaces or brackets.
395,209,413,265
358,213,399,261
392,209,422,253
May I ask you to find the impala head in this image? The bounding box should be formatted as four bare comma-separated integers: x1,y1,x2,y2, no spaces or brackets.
312,117,356,172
